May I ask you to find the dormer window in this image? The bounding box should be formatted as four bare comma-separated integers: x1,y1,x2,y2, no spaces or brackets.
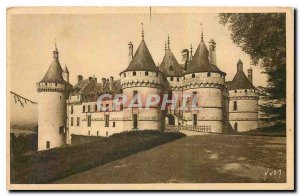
192,74,195,78
133,71,136,76
145,71,148,76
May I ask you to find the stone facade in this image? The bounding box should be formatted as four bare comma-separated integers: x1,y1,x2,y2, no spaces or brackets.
37,29,259,151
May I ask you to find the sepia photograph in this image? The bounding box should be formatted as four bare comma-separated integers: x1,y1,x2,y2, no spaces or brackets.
6,7,294,190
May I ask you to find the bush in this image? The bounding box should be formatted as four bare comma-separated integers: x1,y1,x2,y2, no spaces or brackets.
11,130,185,184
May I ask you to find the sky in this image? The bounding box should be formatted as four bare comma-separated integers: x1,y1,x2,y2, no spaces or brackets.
9,8,267,101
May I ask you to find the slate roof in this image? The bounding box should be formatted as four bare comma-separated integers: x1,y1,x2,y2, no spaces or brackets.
121,40,160,73
226,70,256,90
159,48,183,77
185,39,223,74
38,58,68,84
71,78,122,102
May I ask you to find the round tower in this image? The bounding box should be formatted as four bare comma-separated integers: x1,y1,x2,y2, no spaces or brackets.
227,60,258,132
120,25,164,131
36,42,72,151
159,35,184,128
183,31,226,133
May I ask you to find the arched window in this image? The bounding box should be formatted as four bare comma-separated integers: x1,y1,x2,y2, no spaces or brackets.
192,74,195,78
133,71,136,76
145,71,148,76
207,72,211,77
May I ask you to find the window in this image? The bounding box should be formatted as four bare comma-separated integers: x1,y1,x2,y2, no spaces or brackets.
192,74,195,78
71,117,74,126
133,114,138,129
245,89,248,92
170,77,174,81
70,105,73,114
207,72,211,77
87,115,91,127
156,72,159,77
88,105,91,112
77,117,80,126
133,71,136,76
133,90,138,104
55,83,57,86
234,90,237,93
88,131,90,136
113,122,116,127
83,105,85,112
95,104,97,112
105,115,109,127
234,101,237,110
192,91,198,106
193,114,197,127
124,73,126,77
145,71,148,76
97,131,99,136
46,141,50,149
59,126,64,134
177,77,179,82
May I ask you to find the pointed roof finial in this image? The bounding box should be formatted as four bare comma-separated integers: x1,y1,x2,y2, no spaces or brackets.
200,23,204,41
141,22,144,40
190,43,193,56
165,42,167,52
167,34,170,49
54,38,58,51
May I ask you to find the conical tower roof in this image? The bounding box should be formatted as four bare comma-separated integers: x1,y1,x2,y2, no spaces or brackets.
38,43,68,84
121,40,159,73
159,46,183,77
227,60,256,90
185,33,223,74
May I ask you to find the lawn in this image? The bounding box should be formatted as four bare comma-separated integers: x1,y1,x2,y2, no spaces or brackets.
10,130,185,184
56,134,286,184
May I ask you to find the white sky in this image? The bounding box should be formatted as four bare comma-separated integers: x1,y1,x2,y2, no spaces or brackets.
9,9,267,101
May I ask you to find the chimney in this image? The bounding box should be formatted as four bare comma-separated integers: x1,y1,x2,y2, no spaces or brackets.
88,76,93,81
110,76,114,90
77,75,83,83
101,77,106,85
128,42,133,65
209,39,216,65
248,68,253,83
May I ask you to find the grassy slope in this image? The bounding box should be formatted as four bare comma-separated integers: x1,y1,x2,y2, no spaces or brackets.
11,130,185,184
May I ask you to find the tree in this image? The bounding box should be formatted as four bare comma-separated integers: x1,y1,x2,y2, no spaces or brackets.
219,13,286,123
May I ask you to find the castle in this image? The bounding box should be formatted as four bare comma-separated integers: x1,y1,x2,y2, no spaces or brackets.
36,28,259,151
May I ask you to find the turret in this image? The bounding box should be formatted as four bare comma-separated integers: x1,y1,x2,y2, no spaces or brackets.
183,29,225,133
227,59,258,132
36,41,72,151
120,23,163,131
63,65,69,82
